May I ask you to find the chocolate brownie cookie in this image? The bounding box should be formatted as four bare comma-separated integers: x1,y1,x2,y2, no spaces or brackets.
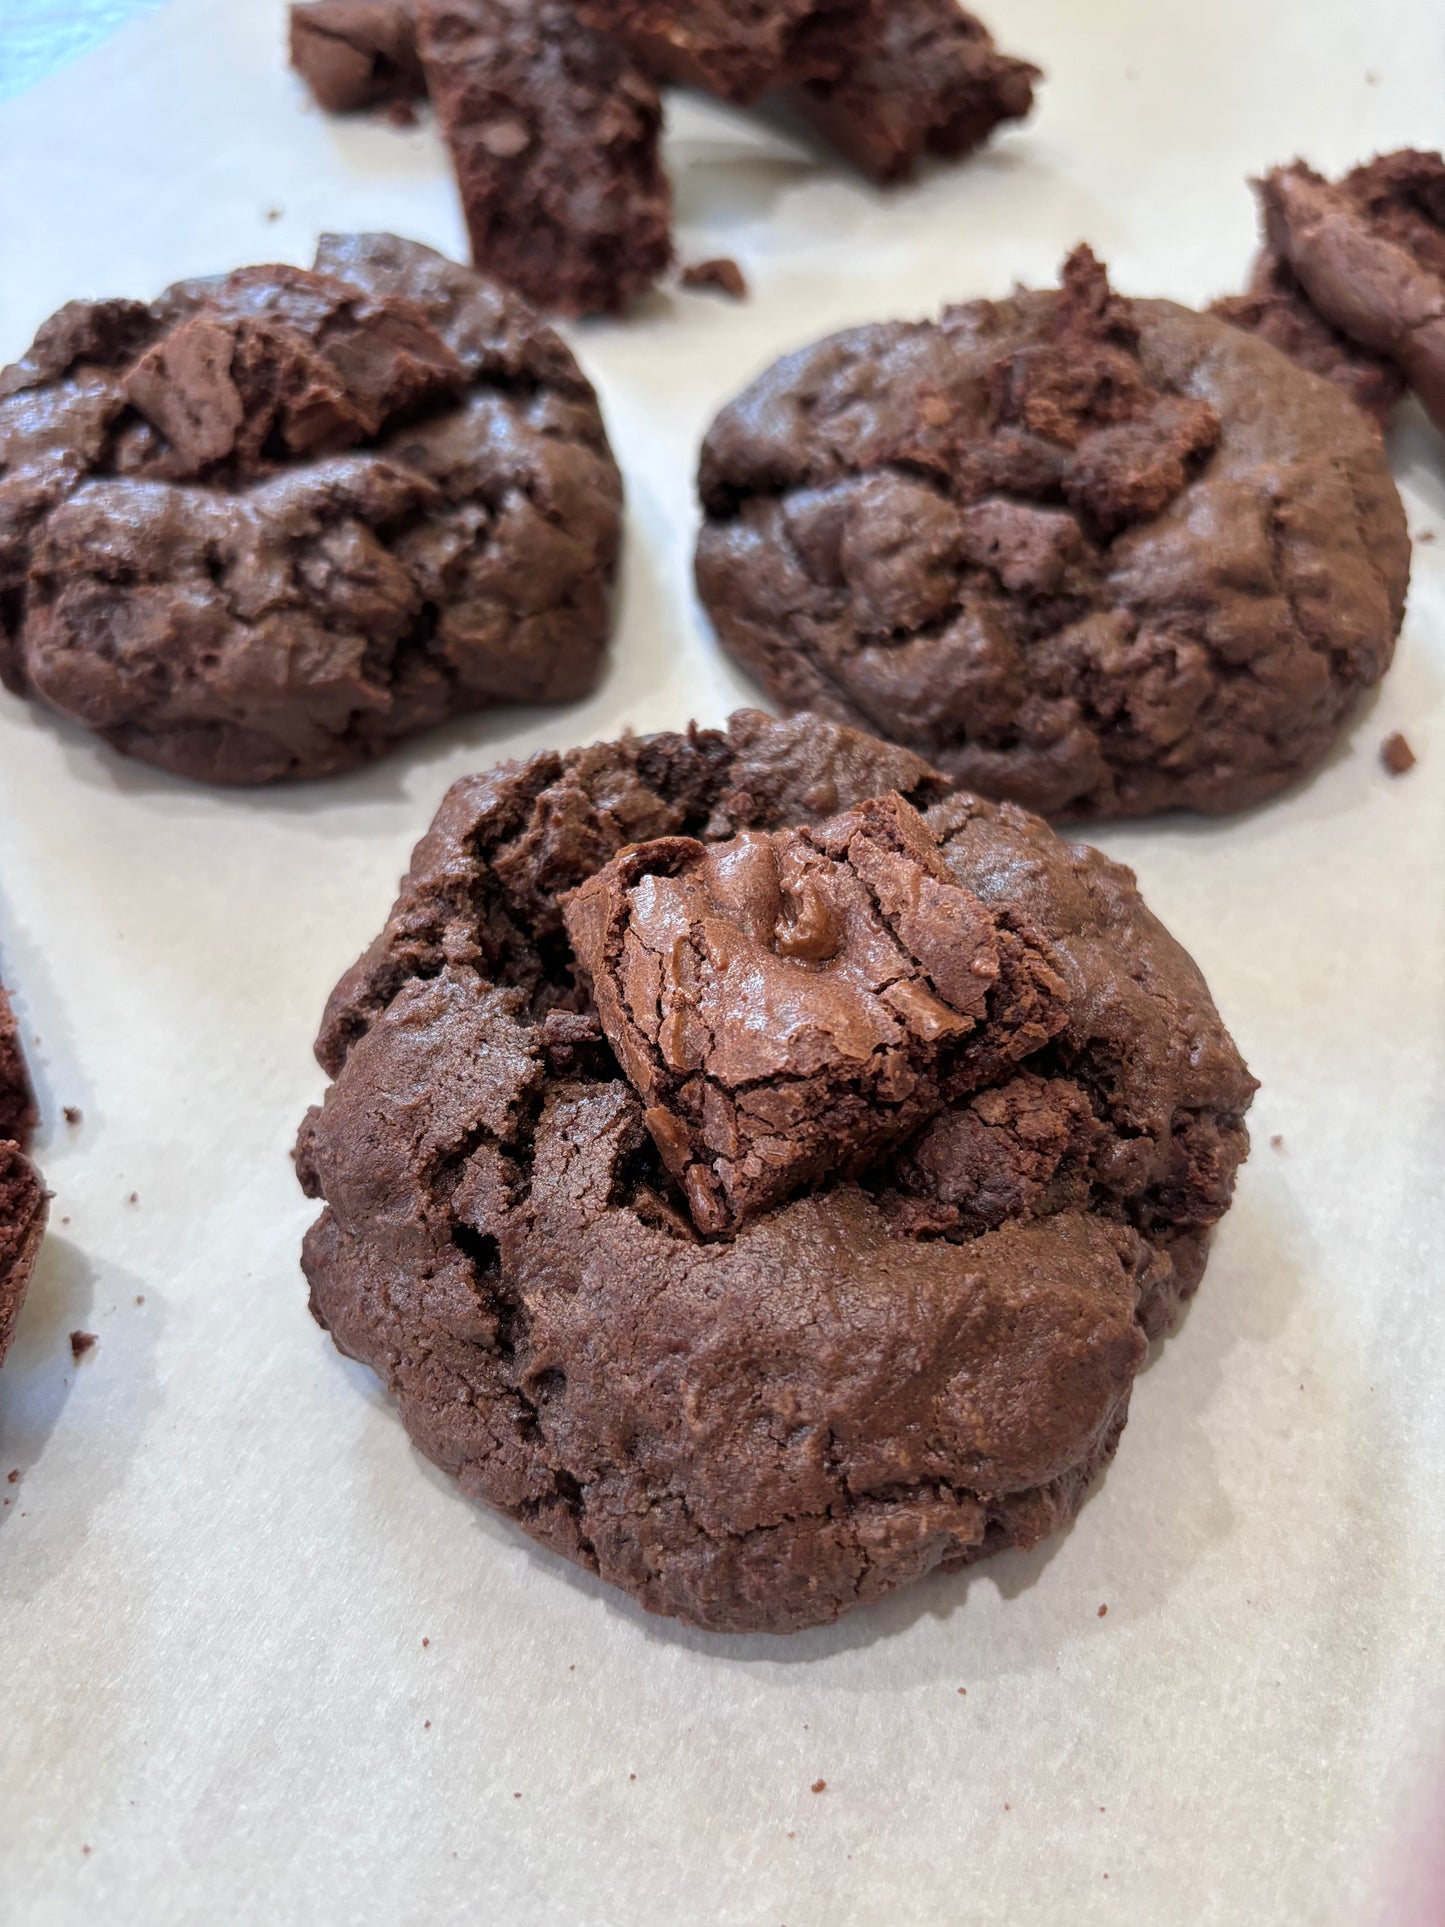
415,0,673,317
1261,151,1445,436
0,983,45,1370
290,0,424,113
296,708,1255,1634
697,249,1410,820
0,234,622,784
792,0,1040,185
1211,243,1405,434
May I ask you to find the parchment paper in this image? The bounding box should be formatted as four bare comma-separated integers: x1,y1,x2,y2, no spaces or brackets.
2,3,1443,1921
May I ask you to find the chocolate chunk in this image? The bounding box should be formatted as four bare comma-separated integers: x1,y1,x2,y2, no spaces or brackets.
289,0,425,113
0,234,622,783
696,248,1410,819
415,0,673,317
1381,730,1417,775
563,793,1066,1230
1211,243,1406,432
794,0,1039,185
680,258,749,300
0,983,45,1370
1260,151,1445,435
297,708,1256,1635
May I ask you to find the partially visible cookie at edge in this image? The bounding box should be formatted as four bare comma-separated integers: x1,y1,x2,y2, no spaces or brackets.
696,247,1410,820
0,983,46,1370
0,233,622,784
295,708,1255,1635
1260,151,1445,435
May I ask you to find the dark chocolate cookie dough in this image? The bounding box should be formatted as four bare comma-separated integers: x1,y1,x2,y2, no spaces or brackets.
1260,150,1445,437
696,249,1410,820
0,234,621,784
296,709,1255,1635
0,983,45,1370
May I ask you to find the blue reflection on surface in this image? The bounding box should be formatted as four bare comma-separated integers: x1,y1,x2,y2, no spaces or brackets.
0,1,169,103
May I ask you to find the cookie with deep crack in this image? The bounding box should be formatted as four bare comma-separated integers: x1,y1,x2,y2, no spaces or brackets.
296,708,1255,1634
696,248,1410,819
0,233,622,784
0,982,45,1370
1261,151,1445,436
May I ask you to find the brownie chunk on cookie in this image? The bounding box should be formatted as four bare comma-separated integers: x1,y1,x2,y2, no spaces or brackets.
415,0,673,316
1260,151,1445,436
697,248,1410,819
296,709,1255,1634
0,983,46,1370
563,794,1067,1231
0,234,622,783
290,0,425,113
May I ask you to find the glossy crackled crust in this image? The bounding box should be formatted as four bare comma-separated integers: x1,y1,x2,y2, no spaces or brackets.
696,256,1409,820
0,984,45,1369
296,711,1254,1634
0,233,621,784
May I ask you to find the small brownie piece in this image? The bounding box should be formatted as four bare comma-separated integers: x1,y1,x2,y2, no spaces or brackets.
0,983,45,1370
562,793,1066,1231
681,257,749,300
795,0,1039,185
1261,151,1445,434
1211,244,1405,433
290,1,424,113
415,0,673,316
572,0,874,105
0,235,623,782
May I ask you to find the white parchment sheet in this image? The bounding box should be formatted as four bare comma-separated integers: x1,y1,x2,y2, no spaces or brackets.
2,3,1443,1922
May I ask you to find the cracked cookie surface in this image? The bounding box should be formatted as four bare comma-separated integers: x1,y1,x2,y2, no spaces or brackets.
696,248,1409,820
296,708,1255,1634
0,982,45,1370
0,232,621,783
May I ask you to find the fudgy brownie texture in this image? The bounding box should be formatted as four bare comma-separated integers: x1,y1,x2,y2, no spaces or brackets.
1211,246,1406,433
697,249,1410,820
0,983,45,1370
296,709,1256,1634
289,0,425,113
415,0,673,317
563,795,1068,1232
793,0,1039,185
572,0,875,105
0,234,622,783
1261,151,1445,437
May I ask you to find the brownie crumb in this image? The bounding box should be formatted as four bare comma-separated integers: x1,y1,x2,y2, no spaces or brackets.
422,1637,430,1647
629,1773,636,1781
1381,731,1417,776
424,1719,431,1729
957,1686,967,1696
513,1792,522,1800
5,1470,17,1484
63,1106,82,1126
384,98,419,128
69,1330,97,1359
1097,1603,1108,1617
681,257,749,300
1270,1134,1285,1152
810,1779,827,1794
265,207,283,223
135,1294,145,1305
1420,530,1437,544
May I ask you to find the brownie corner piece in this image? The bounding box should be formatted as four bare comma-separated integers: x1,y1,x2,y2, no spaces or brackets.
415,0,674,316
